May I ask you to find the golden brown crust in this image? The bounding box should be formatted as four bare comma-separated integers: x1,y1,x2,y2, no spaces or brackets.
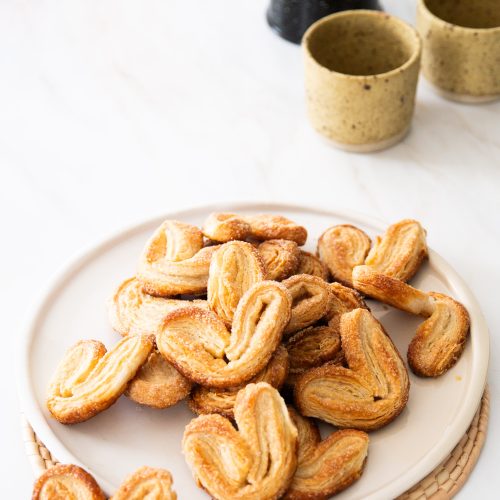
317,225,371,287
286,325,343,374
157,281,292,388
111,466,177,500
137,220,221,296
183,382,298,500
32,464,105,500
283,275,333,337
246,214,307,245
294,309,409,431
352,265,435,316
208,241,266,326
258,239,300,281
296,251,329,281
364,219,428,282
188,346,289,419
47,336,153,424
108,277,208,336
326,282,368,325
285,325,345,388
408,292,470,377
126,351,192,409
202,212,252,242
284,408,369,500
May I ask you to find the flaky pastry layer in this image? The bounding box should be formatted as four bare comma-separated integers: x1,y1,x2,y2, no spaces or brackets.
126,350,192,409
283,274,333,337
111,466,177,500
157,281,292,388
47,336,153,424
108,277,208,336
408,292,470,377
258,239,300,281
296,251,329,281
295,309,409,431
32,464,105,500
188,345,289,419
352,265,435,316
208,241,265,326
183,382,298,500
364,219,428,282
284,408,369,500
317,224,371,287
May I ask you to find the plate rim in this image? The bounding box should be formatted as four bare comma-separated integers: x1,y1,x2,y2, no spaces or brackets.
17,201,490,499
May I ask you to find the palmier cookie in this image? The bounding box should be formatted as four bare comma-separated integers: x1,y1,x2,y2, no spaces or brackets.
111,466,177,500
295,251,329,281
408,292,470,377
157,281,292,388
352,265,435,316
137,219,220,296
285,325,344,387
295,308,409,431
364,219,428,282
246,214,307,245
258,239,300,281
126,351,192,409
188,345,289,419
47,336,153,424
32,464,105,500
317,224,371,287
283,274,333,337
203,213,252,242
183,382,298,500
208,241,266,326
284,408,369,500
109,277,208,336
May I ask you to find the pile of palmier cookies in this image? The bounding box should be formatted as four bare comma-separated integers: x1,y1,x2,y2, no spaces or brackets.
36,213,470,500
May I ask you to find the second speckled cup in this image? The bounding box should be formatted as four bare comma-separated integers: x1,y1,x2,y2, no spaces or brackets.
303,10,422,152
417,0,500,103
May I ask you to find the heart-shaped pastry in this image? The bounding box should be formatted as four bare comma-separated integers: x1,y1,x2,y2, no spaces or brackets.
294,308,409,431
364,219,428,282
208,241,266,326
408,292,470,377
111,466,177,500
137,220,220,296
296,251,329,280
47,335,153,424
283,274,333,337
183,382,298,500
32,464,105,500
317,224,371,287
157,281,292,388
126,350,192,409
285,408,369,499
258,239,300,281
188,345,289,419
326,282,368,330
109,277,209,336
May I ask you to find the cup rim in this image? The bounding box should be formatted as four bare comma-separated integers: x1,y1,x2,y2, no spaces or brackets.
302,9,422,80
418,0,500,33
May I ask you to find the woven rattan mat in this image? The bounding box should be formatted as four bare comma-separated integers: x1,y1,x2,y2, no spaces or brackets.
22,386,489,499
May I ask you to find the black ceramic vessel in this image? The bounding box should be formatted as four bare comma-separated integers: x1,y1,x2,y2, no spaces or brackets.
267,0,383,44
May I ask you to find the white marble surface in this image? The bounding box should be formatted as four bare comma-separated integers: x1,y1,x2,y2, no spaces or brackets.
0,0,498,498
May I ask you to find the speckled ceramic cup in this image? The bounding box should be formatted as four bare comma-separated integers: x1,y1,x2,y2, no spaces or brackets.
417,0,500,103
303,10,421,152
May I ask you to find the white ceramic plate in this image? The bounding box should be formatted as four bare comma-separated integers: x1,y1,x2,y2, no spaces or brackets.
18,202,489,499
